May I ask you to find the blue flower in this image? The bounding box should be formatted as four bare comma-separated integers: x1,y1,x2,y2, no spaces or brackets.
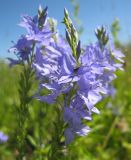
0,132,8,143
64,106,91,144
8,6,55,65
8,36,33,64
33,36,75,103
19,15,54,45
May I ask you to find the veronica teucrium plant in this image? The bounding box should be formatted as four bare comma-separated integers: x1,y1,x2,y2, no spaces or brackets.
8,5,56,159
9,5,124,159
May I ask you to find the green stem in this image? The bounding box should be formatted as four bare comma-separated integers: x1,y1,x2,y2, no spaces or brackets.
48,105,66,160
102,116,119,149
37,103,46,160
102,101,129,150
16,64,33,159
16,42,35,159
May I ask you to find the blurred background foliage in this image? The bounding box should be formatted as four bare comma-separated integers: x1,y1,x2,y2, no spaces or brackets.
0,1,131,160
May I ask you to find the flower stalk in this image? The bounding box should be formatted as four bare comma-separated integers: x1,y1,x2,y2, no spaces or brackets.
16,60,34,159
48,105,66,160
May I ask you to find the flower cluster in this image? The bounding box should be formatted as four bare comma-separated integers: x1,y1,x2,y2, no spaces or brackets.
9,6,124,145
8,5,56,66
33,19,124,144
0,131,8,143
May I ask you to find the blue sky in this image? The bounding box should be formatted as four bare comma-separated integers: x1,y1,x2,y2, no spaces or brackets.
0,0,131,59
